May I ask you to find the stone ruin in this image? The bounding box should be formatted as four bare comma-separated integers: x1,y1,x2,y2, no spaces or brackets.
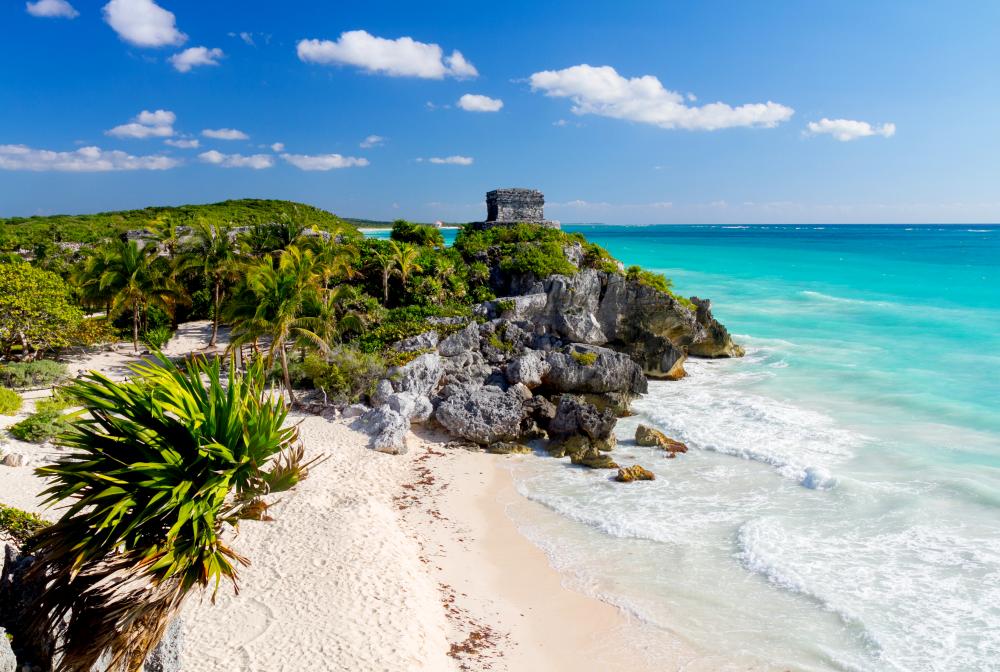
474,188,559,229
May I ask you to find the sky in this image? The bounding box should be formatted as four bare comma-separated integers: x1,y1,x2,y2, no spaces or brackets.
1,0,999,224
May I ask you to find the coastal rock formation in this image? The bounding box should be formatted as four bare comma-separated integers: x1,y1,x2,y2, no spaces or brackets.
390,353,444,398
635,425,688,454
354,406,409,455
435,385,525,445
687,297,745,358
543,345,647,395
616,465,655,482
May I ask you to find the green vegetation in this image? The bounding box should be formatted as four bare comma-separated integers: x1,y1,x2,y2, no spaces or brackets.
34,388,73,414
0,504,50,546
0,262,84,359
390,219,445,248
0,387,22,414
0,199,352,249
27,355,317,670
303,349,386,404
142,325,173,349
571,351,599,366
625,265,695,310
0,360,68,389
9,408,71,443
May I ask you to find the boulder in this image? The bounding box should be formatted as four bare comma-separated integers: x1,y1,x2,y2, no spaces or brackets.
570,447,619,469
486,442,533,455
354,406,409,455
687,297,745,358
387,392,433,424
392,330,439,352
340,403,368,419
371,379,394,407
616,465,655,482
438,323,480,357
543,345,647,395
434,386,525,445
549,396,617,444
0,628,15,672
391,353,443,397
505,351,550,388
0,454,23,468
635,425,688,453
440,350,492,389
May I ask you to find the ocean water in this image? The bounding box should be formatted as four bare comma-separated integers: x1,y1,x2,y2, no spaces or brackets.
500,225,1000,672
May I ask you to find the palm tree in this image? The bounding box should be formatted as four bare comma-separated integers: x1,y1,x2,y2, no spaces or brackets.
90,240,180,351
372,250,396,305
26,354,316,672
389,240,423,292
297,285,364,346
306,232,360,290
228,246,323,405
180,221,244,347
149,215,184,260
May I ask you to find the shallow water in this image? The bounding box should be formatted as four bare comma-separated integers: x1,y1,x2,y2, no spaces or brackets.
504,225,1000,672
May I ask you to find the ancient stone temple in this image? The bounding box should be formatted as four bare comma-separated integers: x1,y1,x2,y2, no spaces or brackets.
475,188,560,229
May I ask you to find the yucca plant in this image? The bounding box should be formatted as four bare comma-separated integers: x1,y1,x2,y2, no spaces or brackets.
25,354,317,672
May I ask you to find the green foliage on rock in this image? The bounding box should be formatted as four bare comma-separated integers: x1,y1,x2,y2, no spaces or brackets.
625,265,694,309
303,349,387,404
0,360,68,389
0,387,22,415
571,351,599,366
0,504,50,546
0,262,84,359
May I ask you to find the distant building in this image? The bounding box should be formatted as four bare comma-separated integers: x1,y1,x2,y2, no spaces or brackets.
474,188,559,229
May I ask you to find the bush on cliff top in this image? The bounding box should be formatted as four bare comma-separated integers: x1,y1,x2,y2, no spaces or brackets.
390,219,445,248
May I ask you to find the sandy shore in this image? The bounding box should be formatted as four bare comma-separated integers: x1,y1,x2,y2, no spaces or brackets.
1,320,699,671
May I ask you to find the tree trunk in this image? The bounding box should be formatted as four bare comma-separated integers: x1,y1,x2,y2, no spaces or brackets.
132,304,140,352
280,345,296,406
210,280,220,347
382,269,389,305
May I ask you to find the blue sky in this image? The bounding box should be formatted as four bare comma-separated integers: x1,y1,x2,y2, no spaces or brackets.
2,0,998,223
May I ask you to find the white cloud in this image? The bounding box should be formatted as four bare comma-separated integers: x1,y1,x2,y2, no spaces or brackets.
457,94,503,112
102,0,186,48
202,128,249,140
26,0,79,19
425,155,473,165
106,109,175,139
0,144,179,171
270,142,285,152
169,46,223,73
198,150,272,169
805,118,896,142
529,64,794,131
238,31,254,46
281,153,369,171
296,30,477,79
164,137,198,148
360,135,385,148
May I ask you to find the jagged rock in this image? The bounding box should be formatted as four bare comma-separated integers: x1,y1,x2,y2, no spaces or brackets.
391,353,443,397
544,345,647,395
486,442,533,455
616,465,655,482
434,385,525,445
570,447,619,469
387,392,433,424
354,406,409,455
687,297,745,358
0,454,23,468
371,379,394,407
340,403,368,419
578,392,635,417
635,425,688,453
438,323,480,357
143,617,183,672
392,330,439,352
0,627,15,672
523,395,557,426
440,349,492,389
549,396,617,443
505,351,550,388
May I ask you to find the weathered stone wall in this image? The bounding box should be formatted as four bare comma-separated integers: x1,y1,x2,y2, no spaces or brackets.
486,188,545,222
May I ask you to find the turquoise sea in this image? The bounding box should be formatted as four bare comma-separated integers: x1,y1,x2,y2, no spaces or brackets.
370,225,1000,671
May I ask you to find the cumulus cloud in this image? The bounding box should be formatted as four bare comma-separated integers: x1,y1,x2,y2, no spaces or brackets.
281,153,369,171
102,0,186,48
528,64,793,131
805,118,896,141
423,155,473,165
198,150,272,169
26,0,79,18
164,137,198,148
0,144,179,171
270,142,285,152
360,135,384,148
457,94,503,112
106,109,175,139
296,30,477,79
169,46,223,72
202,128,249,140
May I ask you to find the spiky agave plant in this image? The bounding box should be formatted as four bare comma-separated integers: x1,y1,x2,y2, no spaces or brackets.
26,354,317,672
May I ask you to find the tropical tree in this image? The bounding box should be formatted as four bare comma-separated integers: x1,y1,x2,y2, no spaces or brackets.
389,240,423,292
94,240,180,351
297,285,365,346
149,215,184,260
227,245,323,404
25,354,316,672
180,221,244,347
371,249,396,305
306,232,360,290
0,262,83,360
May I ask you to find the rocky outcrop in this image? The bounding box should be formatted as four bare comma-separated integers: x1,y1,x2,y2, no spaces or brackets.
392,330,439,353
354,406,409,454
505,351,549,389
435,385,524,445
543,345,646,395
635,425,688,454
616,465,655,482
687,297,745,358
390,353,444,397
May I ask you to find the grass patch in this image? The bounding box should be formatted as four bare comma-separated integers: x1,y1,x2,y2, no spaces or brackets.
0,387,22,415
0,503,50,546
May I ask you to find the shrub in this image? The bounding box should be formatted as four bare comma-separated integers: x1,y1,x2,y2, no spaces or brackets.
303,349,386,404
391,220,445,248
571,351,599,366
70,317,120,347
624,266,695,310
0,387,22,415
495,299,515,314
143,325,173,349
0,504,50,546
0,360,68,389
34,388,73,414
8,409,70,443
0,263,84,358
500,241,577,278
